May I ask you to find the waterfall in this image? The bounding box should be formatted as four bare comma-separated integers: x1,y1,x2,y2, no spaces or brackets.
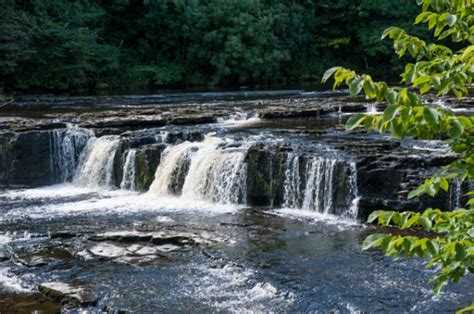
149,136,248,204
450,178,462,209
74,136,120,187
282,153,358,216
120,149,137,190
346,162,360,219
148,141,198,196
365,103,378,114
181,146,247,204
49,126,93,182
283,154,302,209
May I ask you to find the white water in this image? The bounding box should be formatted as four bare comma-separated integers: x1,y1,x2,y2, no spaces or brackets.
282,154,359,217
347,162,360,219
49,126,93,182
44,128,361,219
121,149,137,190
450,178,462,209
365,103,379,114
0,185,240,223
148,141,199,196
181,144,247,204
74,136,120,187
149,135,248,204
283,154,336,213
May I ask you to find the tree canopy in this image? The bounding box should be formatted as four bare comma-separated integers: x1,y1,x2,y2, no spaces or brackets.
1,0,426,92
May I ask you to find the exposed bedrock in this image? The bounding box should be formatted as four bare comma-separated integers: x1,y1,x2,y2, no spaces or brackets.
0,125,466,217
0,130,61,187
1,92,472,217
245,144,288,206
257,96,376,119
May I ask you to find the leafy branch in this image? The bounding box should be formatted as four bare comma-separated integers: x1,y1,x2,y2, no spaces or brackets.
323,0,473,295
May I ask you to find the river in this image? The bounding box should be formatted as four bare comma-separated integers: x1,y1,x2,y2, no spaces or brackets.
0,90,472,312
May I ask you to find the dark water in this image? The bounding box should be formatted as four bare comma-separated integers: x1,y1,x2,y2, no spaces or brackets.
0,186,472,312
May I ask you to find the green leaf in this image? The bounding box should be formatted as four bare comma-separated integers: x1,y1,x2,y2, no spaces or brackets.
420,83,431,94
426,240,439,256
349,77,364,96
346,114,366,130
433,279,448,295
363,80,377,98
419,216,432,231
439,177,449,192
408,186,424,199
448,119,463,138
362,233,387,251
413,75,432,86
322,67,341,83
423,107,439,126
445,14,457,27
384,90,397,105
455,243,466,260
368,210,384,223
383,105,400,122
402,214,419,229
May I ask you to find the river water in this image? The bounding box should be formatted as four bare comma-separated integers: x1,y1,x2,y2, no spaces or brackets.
0,91,472,312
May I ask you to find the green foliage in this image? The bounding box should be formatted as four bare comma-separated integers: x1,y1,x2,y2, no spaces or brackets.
323,0,474,294
364,208,473,294
1,0,426,91
1,0,121,91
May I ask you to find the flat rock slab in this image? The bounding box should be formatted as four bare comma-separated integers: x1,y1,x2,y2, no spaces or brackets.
15,255,49,267
89,243,130,259
89,229,228,245
38,282,98,307
88,242,181,259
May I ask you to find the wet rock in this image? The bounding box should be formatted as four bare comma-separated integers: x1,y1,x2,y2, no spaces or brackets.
245,144,288,206
38,282,98,307
101,305,129,314
0,250,10,262
258,97,368,119
15,255,49,267
0,292,62,313
11,122,67,132
80,117,167,130
135,144,166,191
89,229,229,248
168,114,217,125
50,230,77,239
0,131,55,187
90,231,153,243
89,243,130,259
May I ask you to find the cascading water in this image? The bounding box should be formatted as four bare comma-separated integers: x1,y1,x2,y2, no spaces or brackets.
449,178,462,209
181,144,247,204
149,136,248,204
347,162,360,219
149,141,198,196
120,149,137,190
49,126,93,182
282,153,359,216
74,136,120,187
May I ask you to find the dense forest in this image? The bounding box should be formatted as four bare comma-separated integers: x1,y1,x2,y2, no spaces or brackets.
1,0,427,92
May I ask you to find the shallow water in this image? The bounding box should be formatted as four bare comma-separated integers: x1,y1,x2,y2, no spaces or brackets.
0,184,473,312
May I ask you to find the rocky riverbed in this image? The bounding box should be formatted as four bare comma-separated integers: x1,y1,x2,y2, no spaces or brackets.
0,90,472,311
